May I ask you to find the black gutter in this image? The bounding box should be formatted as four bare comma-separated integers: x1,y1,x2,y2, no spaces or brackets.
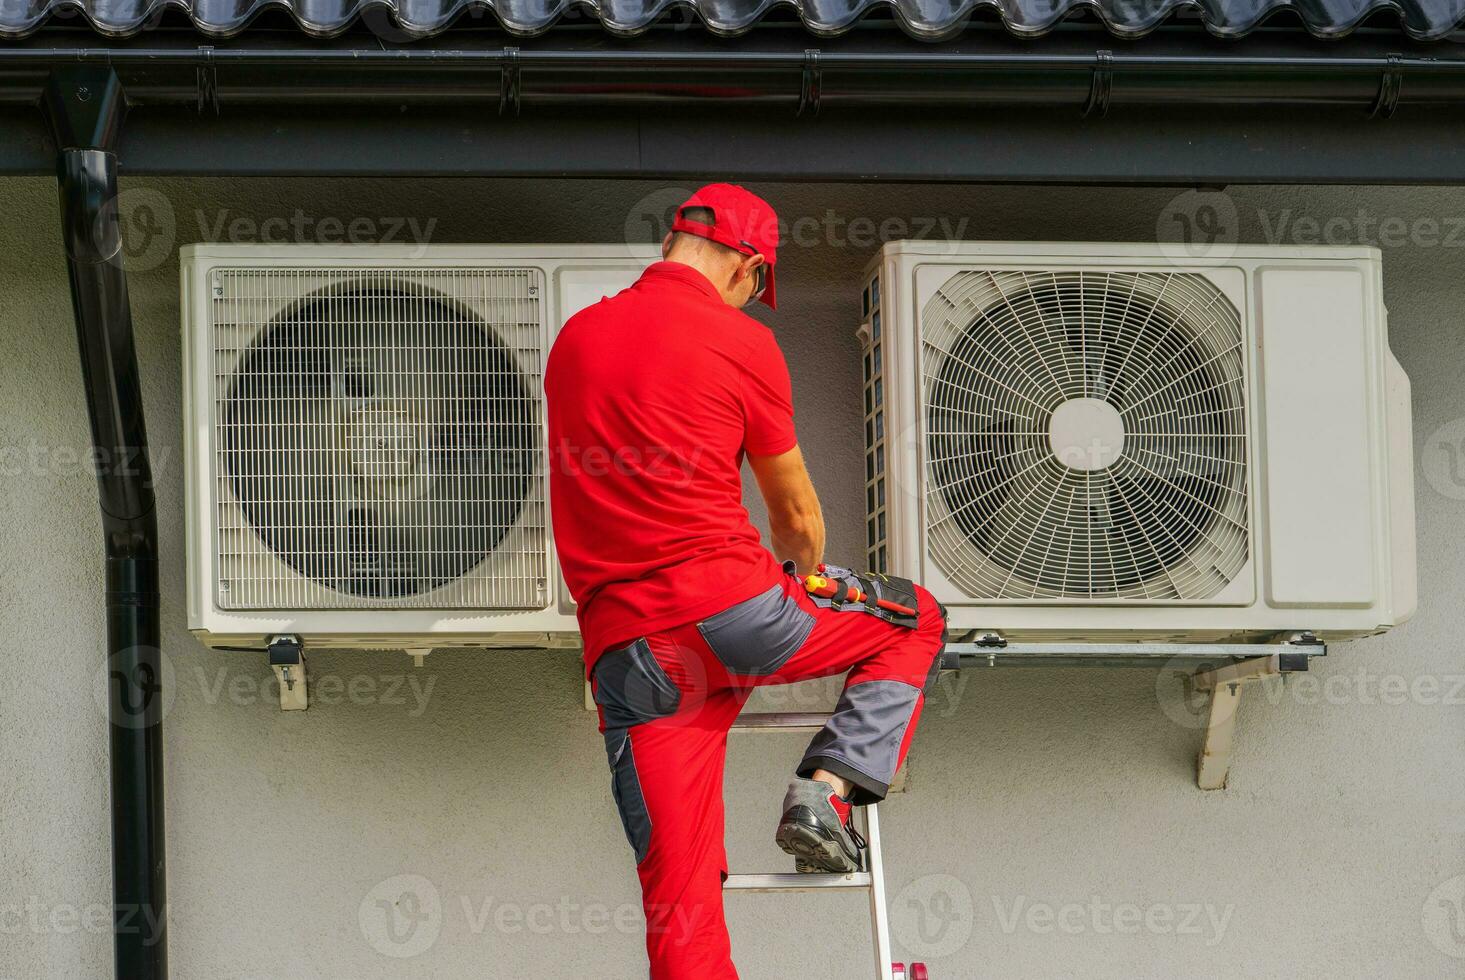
4,39,1465,110
41,65,168,980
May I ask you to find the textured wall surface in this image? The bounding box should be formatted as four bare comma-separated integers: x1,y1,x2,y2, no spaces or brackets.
1,177,1462,980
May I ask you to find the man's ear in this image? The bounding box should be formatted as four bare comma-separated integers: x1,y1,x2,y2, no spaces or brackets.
661,232,674,259
739,253,765,281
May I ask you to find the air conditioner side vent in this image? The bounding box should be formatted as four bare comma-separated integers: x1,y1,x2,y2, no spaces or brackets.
859,272,888,574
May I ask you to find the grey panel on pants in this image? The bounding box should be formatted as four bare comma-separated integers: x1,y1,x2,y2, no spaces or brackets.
593,637,681,730
697,584,816,676
800,679,921,787
604,729,652,865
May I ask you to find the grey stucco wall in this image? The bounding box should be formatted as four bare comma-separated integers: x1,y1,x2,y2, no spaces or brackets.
1,177,1462,979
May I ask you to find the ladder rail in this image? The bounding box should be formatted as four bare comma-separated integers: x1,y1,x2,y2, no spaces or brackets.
863,803,895,980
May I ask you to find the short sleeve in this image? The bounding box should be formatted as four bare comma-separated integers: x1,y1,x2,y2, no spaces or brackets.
740,329,798,456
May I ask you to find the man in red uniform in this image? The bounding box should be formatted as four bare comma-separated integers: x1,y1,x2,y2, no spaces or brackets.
545,184,946,979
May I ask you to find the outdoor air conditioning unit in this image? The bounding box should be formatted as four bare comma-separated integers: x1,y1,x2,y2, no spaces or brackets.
860,241,1416,642
183,244,658,650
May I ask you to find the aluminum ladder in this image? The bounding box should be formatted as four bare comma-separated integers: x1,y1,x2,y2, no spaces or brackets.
724,710,929,980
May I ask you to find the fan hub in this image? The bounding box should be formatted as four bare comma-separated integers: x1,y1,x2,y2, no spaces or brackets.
346,407,425,490
1048,397,1125,472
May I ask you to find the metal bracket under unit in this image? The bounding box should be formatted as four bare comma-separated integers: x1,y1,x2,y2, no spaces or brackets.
943,632,1326,789
1190,632,1322,790
268,634,308,711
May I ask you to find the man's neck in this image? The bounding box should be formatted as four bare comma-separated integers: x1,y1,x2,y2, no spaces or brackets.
662,257,735,307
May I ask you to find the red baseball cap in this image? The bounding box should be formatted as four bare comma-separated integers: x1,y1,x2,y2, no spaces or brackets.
670,183,780,309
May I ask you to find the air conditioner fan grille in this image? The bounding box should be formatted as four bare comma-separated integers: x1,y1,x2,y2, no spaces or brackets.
922,269,1249,601
212,268,546,610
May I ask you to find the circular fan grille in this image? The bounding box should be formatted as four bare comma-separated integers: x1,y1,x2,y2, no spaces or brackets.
221,281,537,601
923,270,1249,601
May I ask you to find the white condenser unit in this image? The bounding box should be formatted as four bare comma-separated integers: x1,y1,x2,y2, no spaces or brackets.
183,244,657,650
860,241,1416,642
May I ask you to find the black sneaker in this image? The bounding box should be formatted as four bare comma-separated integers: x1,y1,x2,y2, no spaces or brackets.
775,778,865,874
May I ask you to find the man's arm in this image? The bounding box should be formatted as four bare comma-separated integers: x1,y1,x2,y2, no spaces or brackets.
749,445,825,576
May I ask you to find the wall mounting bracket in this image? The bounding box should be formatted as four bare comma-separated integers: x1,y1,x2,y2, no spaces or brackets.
267,634,308,711
942,633,1326,789
1189,636,1322,789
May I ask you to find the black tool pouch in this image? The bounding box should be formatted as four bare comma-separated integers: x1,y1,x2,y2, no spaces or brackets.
857,571,922,630
802,562,921,630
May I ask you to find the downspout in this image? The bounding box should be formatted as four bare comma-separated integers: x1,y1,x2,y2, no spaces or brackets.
41,66,168,980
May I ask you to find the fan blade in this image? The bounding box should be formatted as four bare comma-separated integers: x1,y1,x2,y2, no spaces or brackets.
338,505,420,598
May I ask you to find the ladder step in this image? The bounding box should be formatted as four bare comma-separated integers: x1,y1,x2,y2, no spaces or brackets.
724,872,874,892
730,712,830,733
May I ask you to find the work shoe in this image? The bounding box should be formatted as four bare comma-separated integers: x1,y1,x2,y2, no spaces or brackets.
775,778,865,874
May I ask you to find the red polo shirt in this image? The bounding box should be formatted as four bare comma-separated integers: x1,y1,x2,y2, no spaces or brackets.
545,261,798,669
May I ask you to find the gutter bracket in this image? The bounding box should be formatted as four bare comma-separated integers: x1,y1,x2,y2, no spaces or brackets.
1083,49,1113,118
798,48,821,118
195,45,218,116
500,46,521,116
1370,53,1403,118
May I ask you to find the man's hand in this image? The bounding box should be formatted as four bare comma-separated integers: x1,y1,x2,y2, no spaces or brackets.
749,445,825,576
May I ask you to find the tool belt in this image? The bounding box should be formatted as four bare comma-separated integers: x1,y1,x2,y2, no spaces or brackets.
796,562,921,630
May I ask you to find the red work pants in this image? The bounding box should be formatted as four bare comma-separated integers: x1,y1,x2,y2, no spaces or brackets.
590,566,947,979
